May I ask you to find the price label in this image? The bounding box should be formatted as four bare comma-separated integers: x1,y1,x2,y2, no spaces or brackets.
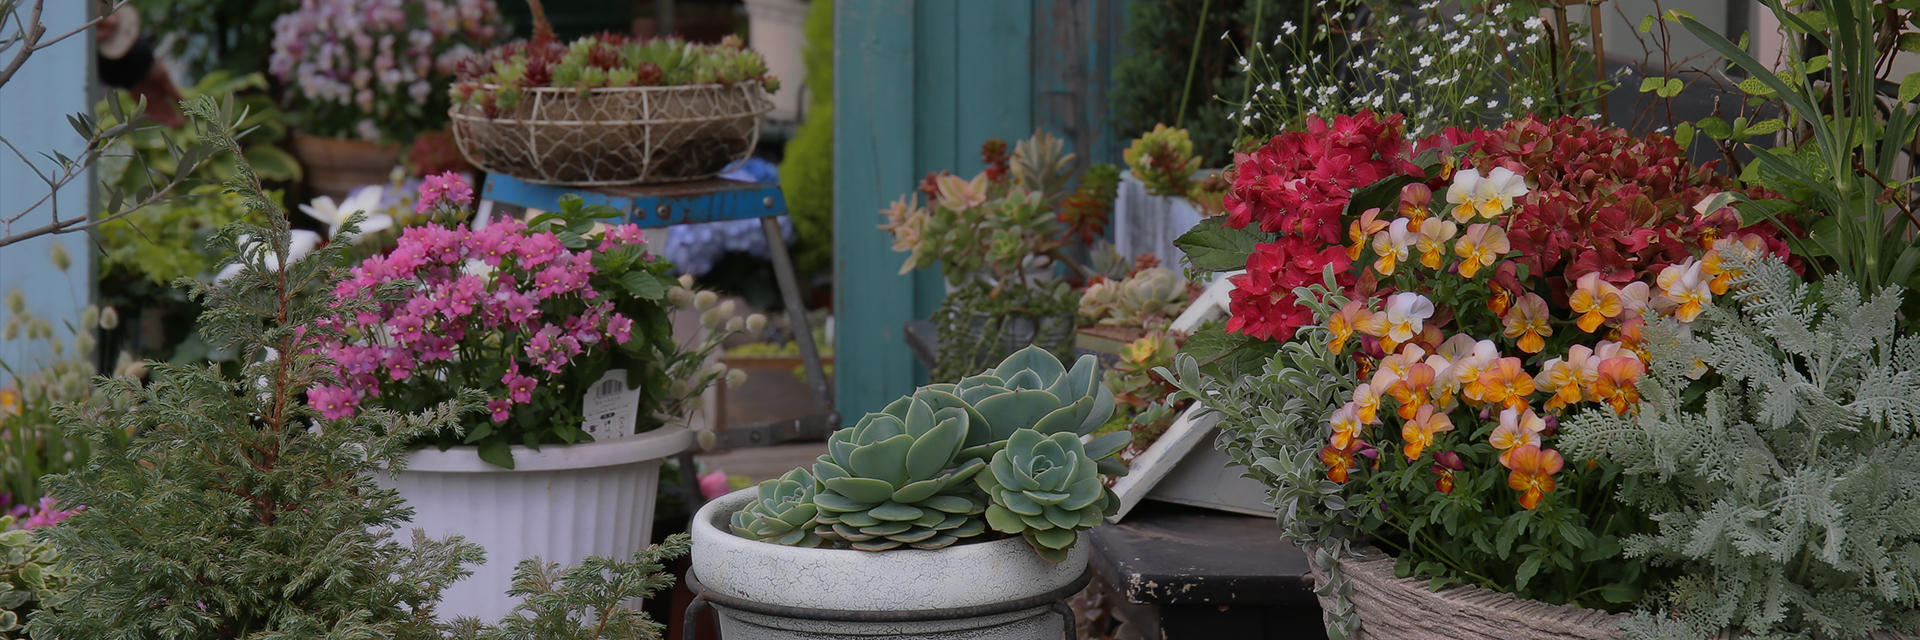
581,369,643,441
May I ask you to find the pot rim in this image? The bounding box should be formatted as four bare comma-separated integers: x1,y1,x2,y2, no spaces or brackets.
399,424,690,473
689,488,1089,612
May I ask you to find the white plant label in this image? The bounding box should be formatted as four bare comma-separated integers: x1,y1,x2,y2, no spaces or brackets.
581,369,643,441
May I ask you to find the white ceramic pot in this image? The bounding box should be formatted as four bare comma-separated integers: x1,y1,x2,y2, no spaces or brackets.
378,426,691,621
690,488,1089,639
743,0,809,122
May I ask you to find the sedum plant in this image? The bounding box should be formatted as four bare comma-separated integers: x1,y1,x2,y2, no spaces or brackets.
1561,245,1920,640
1123,124,1201,199
732,346,1127,562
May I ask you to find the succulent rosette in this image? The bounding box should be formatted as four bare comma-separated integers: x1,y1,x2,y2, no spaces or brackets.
810,400,990,551
730,467,828,548
979,429,1113,563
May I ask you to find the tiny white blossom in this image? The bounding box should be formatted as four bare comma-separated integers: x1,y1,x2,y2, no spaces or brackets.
1524,16,1543,29
1399,92,1412,101
1387,15,1401,25
1492,53,1503,63
1463,96,1479,106
1222,30,1231,40
1486,100,1499,109
1521,96,1535,107
1418,55,1436,66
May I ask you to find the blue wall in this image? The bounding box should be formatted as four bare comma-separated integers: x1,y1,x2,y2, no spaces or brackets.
833,0,1122,424
0,2,93,381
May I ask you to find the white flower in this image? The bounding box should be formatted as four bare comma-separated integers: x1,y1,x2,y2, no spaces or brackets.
1419,55,1436,66
216,230,324,283
299,186,394,242
1487,100,1500,109
1399,92,1412,102
1383,292,1436,343
1521,96,1536,107
1524,16,1543,29
1464,96,1480,105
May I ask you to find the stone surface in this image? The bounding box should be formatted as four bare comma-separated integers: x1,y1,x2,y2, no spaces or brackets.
690,488,1084,639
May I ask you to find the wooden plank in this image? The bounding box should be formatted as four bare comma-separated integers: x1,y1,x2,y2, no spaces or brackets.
833,0,922,426
1032,0,1125,168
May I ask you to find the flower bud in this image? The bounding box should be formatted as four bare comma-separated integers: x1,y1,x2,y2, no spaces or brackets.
746,314,767,334
74,331,95,355
49,339,63,356
48,244,70,272
694,290,719,310
668,287,694,308
2,319,16,341
80,306,98,330
679,274,696,288
5,289,22,314
726,368,749,389
716,299,736,320
702,361,730,380
98,306,119,330
725,316,744,333
699,307,727,329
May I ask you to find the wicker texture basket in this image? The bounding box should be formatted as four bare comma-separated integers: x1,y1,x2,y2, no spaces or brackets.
449,82,771,186
1311,545,1626,640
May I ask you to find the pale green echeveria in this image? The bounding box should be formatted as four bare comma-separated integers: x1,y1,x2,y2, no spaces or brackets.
811,398,989,551
730,467,829,548
979,429,1115,563
1109,267,1187,325
915,345,1127,469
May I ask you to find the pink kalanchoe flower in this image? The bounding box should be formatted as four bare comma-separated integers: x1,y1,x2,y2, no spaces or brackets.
606,313,634,344
309,385,359,420
416,171,475,213
502,367,537,404
487,399,512,422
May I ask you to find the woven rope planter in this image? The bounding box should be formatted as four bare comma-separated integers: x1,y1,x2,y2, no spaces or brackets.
450,82,771,186
1311,545,1626,640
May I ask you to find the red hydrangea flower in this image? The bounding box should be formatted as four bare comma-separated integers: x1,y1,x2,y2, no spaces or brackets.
1225,236,1354,342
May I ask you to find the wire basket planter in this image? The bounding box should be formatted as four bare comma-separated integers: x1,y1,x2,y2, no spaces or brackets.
1311,545,1625,640
449,82,772,186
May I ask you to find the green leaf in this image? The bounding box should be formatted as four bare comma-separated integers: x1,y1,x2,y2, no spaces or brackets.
1514,554,1544,591
477,438,515,470
1901,32,1920,53
1744,119,1786,136
1658,77,1686,98
1173,223,1261,272
1804,55,1830,75
1638,14,1654,32
1640,77,1667,93
1901,72,1920,104
1737,76,1776,96
1675,122,1696,149
619,271,668,299
1698,116,1733,139
463,422,494,444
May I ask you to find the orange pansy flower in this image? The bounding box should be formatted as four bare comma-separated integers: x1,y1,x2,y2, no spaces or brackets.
1490,407,1545,467
1348,208,1389,260
1592,356,1646,415
1568,272,1624,333
1506,445,1564,510
1501,292,1553,354
1476,357,1536,413
1329,402,1364,449
1400,404,1455,461
1320,440,1364,483
1326,300,1373,354
1453,223,1510,279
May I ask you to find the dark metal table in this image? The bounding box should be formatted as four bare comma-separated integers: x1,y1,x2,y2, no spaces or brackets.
1088,501,1327,640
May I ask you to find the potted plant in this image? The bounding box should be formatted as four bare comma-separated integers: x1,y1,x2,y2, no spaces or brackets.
1159,110,1803,639
269,0,503,198
446,2,778,186
690,345,1128,639
879,132,1119,381
310,175,756,620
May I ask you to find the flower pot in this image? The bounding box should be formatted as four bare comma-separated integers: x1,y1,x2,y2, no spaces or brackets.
290,133,400,201
449,83,772,186
375,425,691,621
1310,544,1625,639
743,0,809,123
689,488,1089,639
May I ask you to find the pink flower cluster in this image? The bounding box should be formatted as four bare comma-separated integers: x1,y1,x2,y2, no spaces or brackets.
417,171,476,213
4,493,79,529
309,217,649,422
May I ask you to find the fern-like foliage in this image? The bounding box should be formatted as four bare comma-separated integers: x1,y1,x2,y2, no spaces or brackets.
445,534,690,640
27,95,486,640
1161,271,1366,639
1560,246,1920,639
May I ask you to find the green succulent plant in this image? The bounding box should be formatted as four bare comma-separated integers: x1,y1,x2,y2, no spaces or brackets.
980,429,1113,563
1111,267,1188,326
810,400,990,551
924,346,1124,469
730,468,829,548
1123,124,1201,199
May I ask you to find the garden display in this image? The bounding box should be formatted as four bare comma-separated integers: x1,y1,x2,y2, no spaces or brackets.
306,172,754,619
692,346,1127,638
447,2,778,186
269,0,503,195
880,131,1120,381
20,99,691,639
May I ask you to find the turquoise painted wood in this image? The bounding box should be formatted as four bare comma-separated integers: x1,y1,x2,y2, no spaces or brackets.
0,2,93,384
833,0,1119,425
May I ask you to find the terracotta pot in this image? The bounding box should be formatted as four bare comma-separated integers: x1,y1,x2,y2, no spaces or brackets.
291,133,400,200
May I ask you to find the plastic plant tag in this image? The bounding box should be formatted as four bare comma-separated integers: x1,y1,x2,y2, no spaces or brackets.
581,369,644,441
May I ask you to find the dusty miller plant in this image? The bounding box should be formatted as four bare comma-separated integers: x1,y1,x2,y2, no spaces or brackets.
26,94,487,640
1160,270,1366,639
1560,246,1920,640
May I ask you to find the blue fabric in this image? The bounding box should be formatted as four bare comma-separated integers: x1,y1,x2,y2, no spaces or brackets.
665,157,793,276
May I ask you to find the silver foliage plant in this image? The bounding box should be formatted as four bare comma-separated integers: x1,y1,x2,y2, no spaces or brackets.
1158,271,1366,639
1559,244,1920,640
